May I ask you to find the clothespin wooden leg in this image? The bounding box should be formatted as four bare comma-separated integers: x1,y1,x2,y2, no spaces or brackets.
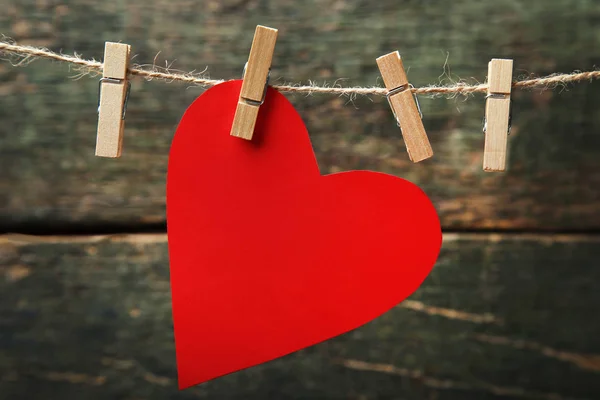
377,51,433,163
483,59,513,172
96,42,131,158
230,25,278,141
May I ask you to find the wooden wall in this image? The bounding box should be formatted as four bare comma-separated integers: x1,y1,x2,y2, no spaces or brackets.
1,0,600,398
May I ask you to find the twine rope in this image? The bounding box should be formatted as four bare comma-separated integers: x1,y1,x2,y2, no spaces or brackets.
2,40,600,97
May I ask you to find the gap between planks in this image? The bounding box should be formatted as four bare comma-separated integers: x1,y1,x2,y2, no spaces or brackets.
3,232,600,246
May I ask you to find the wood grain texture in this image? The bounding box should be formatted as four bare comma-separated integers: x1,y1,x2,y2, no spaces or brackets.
240,26,278,102
231,26,277,140
378,51,433,162
1,233,599,399
376,51,409,89
388,89,434,162
2,0,600,231
95,43,130,158
230,100,259,140
483,97,511,172
95,82,128,158
488,59,514,95
483,59,513,172
102,42,129,81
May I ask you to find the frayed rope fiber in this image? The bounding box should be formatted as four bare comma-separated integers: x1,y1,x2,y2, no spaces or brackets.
2,40,600,97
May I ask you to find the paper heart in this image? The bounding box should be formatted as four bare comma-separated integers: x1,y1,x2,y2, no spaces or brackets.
167,81,442,389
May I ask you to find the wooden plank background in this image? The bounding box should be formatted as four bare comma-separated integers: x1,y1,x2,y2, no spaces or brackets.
2,234,600,399
1,0,600,399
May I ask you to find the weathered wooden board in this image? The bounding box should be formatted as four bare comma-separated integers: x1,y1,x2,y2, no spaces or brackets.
2,0,600,231
1,233,599,399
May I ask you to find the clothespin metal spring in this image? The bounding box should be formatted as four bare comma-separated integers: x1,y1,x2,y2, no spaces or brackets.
386,83,423,128
241,62,271,107
483,93,513,135
95,41,131,158
230,25,278,140
97,77,131,120
482,58,514,172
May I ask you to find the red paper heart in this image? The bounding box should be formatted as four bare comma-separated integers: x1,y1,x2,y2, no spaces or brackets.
167,81,442,389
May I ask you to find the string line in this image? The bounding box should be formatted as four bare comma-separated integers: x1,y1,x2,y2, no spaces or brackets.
2,41,600,97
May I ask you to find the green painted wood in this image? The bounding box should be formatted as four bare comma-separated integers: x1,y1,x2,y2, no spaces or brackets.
1,0,600,231
1,233,599,399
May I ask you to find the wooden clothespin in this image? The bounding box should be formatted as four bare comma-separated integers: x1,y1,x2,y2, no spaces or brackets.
376,51,433,163
483,59,513,172
230,25,278,140
96,42,131,158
